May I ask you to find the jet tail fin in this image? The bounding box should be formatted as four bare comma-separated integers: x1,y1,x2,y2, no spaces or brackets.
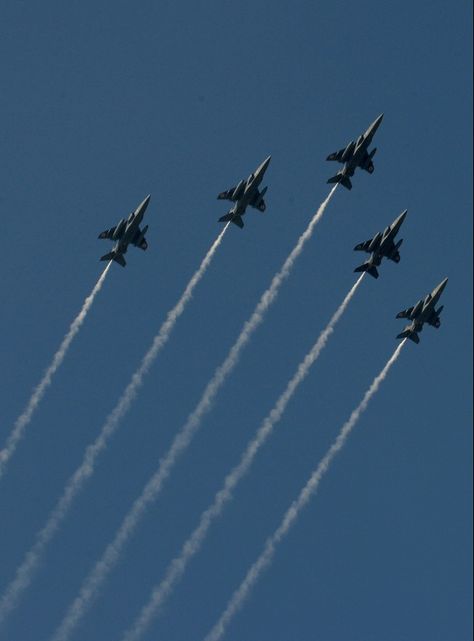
354,262,379,279
396,329,419,344
218,212,244,229
327,173,352,190
100,251,126,267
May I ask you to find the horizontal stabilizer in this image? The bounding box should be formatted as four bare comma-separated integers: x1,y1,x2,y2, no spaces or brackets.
397,329,419,344
354,262,379,279
218,212,244,229
327,173,352,190
100,251,126,267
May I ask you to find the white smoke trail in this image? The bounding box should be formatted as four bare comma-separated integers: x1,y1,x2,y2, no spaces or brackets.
0,262,112,483
203,340,407,641
0,226,228,627
119,273,365,641
47,186,338,641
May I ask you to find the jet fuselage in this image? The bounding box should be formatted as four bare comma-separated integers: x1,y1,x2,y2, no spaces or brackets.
111,199,148,255
229,156,270,218
373,211,407,263
113,214,139,254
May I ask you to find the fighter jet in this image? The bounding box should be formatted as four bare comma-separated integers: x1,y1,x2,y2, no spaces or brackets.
217,156,271,229
98,195,151,267
353,210,407,279
396,278,448,344
326,114,383,190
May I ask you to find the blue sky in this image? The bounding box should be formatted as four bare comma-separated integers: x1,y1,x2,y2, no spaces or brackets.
0,1,472,640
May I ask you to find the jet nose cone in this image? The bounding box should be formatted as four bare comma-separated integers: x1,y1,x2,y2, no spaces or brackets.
137,194,151,212
368,113,384,134
256,155,271,174
395,209,408,225
437,277,449,292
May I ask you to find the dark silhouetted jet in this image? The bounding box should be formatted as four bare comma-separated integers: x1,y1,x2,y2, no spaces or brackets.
98,195,150,267
217,156,271,229
326,114,383,190
354,210,407,279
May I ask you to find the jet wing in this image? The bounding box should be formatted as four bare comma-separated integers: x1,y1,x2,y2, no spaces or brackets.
131,226,148,250
217,186,239,202
385,241,401,263
359,149,375,174
326,147,347,163
249,188,266,212
396,306,414,320
133,238,148,250
98,226,118,240
427,306,443,328
354,238,374,253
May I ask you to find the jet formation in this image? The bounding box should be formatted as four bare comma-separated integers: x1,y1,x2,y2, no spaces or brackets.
217,156,271,229
96,116,447,344
326,114,383,190
396,278,448,344
98,195,151,267
353,210,407,279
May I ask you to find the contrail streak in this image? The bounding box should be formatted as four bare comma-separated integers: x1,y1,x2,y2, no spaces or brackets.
0,226,228,627
203,340,407,641
119,273,365,641
0,262,112,483
47,186,338,641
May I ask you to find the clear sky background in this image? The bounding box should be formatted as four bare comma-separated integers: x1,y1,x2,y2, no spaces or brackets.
0,1,472,640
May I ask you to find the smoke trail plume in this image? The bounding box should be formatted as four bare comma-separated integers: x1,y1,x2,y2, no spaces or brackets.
0,262,112,483
0,227,228,627
203,340,407,641
119,273,365,641
47,186,338,641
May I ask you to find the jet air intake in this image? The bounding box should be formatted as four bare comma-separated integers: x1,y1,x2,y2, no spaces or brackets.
411,300,423,317
341,141,355,162
113,219,126,240
232,180,245,200
369,232,382,252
